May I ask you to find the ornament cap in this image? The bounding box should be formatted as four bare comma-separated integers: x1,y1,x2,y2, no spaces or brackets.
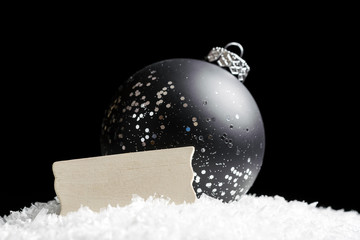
206,42,250,82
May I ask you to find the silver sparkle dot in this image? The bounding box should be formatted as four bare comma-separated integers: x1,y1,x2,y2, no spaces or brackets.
201,148,205,153
201,170,206,174
195,176,200,183
135,125,140,129
145,128,150,133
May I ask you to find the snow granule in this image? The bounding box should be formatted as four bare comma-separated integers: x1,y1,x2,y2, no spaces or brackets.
1,195,359,240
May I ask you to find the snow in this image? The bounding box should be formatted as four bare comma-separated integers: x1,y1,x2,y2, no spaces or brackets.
1,195,359,240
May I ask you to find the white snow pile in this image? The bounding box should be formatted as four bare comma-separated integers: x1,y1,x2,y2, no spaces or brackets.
1,195,359,240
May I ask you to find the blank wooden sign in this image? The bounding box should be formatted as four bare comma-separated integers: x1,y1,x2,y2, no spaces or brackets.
53,146,196,215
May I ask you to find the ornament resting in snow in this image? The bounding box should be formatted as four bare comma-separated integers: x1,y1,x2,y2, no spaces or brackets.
101,43,265,202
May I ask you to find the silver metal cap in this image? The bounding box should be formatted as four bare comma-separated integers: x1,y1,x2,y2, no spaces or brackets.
206,42,250,82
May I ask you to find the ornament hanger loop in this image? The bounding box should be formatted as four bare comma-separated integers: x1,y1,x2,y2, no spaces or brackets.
206,42,250,82
225,42,244,58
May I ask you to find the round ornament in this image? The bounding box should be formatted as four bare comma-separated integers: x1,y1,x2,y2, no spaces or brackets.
100,43,265,202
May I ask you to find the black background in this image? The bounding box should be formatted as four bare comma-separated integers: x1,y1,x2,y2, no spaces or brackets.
1,7,359,216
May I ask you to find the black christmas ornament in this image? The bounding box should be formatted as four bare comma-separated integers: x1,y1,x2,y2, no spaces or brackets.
101,42,265,202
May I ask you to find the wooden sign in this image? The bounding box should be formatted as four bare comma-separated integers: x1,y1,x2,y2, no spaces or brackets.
53,146,196,215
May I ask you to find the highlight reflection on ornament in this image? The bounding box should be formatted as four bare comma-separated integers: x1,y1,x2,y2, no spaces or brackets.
101,43,265,202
